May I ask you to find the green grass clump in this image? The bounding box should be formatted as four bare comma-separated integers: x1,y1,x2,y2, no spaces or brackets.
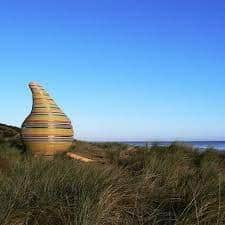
0,142,225,225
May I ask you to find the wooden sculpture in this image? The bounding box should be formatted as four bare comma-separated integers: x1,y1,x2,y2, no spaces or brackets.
21,82,74,157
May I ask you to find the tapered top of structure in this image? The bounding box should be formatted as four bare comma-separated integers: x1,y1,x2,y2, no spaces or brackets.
29,81,39,86
29,81,44,89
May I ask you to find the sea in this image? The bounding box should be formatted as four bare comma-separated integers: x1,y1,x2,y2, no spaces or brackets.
124,141,225,151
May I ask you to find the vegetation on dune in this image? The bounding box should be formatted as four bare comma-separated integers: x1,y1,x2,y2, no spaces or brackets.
0,123,225,224
0,138,225,225
0,123,23,149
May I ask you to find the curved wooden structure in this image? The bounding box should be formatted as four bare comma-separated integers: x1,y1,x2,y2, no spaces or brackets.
21,82,74,157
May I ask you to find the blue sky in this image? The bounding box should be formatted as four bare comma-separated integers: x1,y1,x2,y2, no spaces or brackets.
1,0,225,141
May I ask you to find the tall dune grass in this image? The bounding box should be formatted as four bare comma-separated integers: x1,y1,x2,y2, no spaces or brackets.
0,142,225,225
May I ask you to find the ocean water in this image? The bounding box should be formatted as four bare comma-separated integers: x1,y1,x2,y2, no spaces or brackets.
124,141,225,151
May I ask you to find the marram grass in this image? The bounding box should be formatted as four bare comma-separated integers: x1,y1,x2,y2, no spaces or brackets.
0,142,225,225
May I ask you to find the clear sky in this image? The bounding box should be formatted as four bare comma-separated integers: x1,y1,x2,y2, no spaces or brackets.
0,0,225,141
